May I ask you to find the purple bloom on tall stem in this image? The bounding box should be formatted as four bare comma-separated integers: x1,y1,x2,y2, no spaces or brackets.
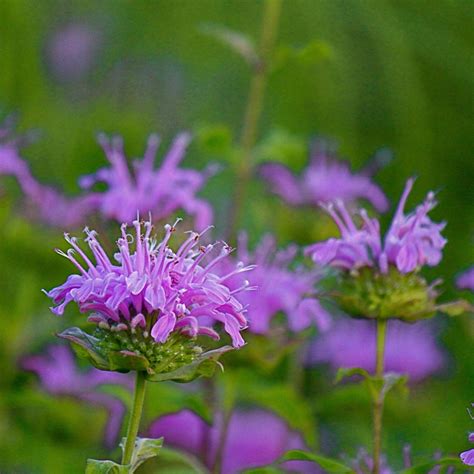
306,178,447,275
219,233,331,334
45,218,249,349
22,345,132,447
457,267,474,292
308,319,444,381
148,409,317,473
260,140,389,212
79,133,216,230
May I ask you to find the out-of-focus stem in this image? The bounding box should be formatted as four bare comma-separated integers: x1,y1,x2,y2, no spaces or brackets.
228,0,283,239
372,320,387,474
121,371,147,466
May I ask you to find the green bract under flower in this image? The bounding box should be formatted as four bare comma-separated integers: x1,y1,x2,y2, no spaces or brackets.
335,266,438,322
58,326,232,382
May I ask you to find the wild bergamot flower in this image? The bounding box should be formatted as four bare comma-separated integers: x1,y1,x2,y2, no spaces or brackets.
44,217,250,379
305,178,451,322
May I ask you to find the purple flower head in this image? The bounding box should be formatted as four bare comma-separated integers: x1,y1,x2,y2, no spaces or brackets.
260,140,389,212
79,133,216,230
46,22,101,82
219,233,331,334
308,319,444,381
460,434,474,466
460,404,474,466
148,409,317,473
306,178,447,275
22,345,132,447
457,267,474,292
45,218,249,349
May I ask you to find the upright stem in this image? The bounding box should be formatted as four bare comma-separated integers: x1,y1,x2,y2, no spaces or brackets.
373,320,387,474
228,0,283,238
122,371,147,466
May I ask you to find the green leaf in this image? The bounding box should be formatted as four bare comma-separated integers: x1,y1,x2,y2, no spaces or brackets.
120,437,163,471
108,350,150,372
85,459,130,474
57,327,110,371
280,450,354,473
436,299,474,317
335,368,408,402
380,372,408,398
400,456,466,473
146,346,232,383
335,367,372,384
199,23,258,66
255,128,306,166
295,40,334,64
243,468,283,474
196,124,233,156
157,447,210,474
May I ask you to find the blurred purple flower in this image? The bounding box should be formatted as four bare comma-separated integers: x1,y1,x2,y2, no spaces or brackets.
22,345,132,447
308,319,444,381
149,409,317,473
457,267,474,292
45,218,249,348
460,404,474,466
219,233,331,335
260,140,389,212
0,119,100,227
46,23,101,82
79,133,216,230
306,178,447,274
460,433,474,466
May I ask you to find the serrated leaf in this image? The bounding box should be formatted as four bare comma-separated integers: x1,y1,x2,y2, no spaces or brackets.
199,23,259,66
280,450,354,473
400,456,465,473
119,436,163,471
146,346,232,383
85,459,130,474
57,327,110,371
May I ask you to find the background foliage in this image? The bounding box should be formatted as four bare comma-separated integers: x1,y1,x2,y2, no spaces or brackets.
0,0,472,472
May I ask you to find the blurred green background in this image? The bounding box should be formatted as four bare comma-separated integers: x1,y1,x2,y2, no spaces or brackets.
0,0,473,472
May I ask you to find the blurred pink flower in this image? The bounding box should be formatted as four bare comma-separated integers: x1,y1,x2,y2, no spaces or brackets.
79,133,216,230
46,22,101,81
219,233,331,335
260,140,389,212
308,319,444,381
149,409,318,473
457,267,474,292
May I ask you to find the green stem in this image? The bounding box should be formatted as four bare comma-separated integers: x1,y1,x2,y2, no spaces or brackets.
122,371,147,467
228,0,283,238
373,320,387,474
